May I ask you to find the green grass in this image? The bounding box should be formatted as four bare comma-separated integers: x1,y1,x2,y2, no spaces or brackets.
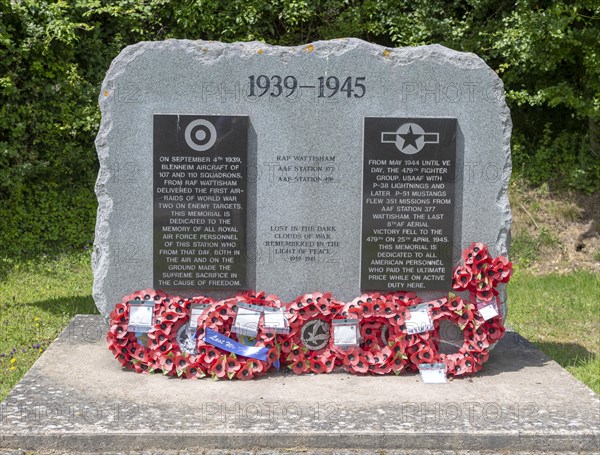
511,228,560,267
0,251,97,401
0,253,598,401
507,268,600,394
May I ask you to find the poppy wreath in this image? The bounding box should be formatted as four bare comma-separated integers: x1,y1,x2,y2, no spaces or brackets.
146,295,215,379
332,293,408,375
280,293,344,375
383,291,438,372
452,242,513,302
106,289,170,374
106,244,512,379
427,293,502,377
195,291,282,380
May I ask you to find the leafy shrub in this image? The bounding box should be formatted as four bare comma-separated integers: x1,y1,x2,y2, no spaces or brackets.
0,1,598,258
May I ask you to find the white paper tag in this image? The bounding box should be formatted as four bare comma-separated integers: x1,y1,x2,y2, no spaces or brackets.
406,304,434,335
127,301,155,333
419,363,447,384
477,300,499,321
332,319,359,347
189,304,209,330
263,308,289,334
231,307,261,337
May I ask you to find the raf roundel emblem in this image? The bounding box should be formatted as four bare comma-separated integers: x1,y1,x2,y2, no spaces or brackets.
184,119,217,151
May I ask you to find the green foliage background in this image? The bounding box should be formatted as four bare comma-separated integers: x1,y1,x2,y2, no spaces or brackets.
1,0,599,258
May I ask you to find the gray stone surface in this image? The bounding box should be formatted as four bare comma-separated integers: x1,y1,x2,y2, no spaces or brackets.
93,38,512,317
0,451,592,455
1,316,598,453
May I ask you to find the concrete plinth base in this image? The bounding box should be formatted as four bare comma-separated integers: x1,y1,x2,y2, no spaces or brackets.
1,315,598,452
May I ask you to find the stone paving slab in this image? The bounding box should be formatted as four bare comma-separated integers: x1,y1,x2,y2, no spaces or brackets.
1,315,598,453
0,451,593,455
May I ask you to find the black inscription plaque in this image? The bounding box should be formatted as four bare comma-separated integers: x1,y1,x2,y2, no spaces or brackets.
153,114,248,290
361,117,456,291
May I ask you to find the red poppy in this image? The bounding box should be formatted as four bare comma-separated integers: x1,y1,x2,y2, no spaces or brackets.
350,356,369,374
109,303,129,322
285,307,301,324
204,310,225,329
389,355,407,374
290,359,307,375
362,321,381,335
141,350,158,369
362,335,380,351
287,345,305,363
266,347,279,367
462,248,475,265
342,349,361,367
453,353,477,377
225,355,241,374
155,338,175,355
129,345,150,362
185,362,206,379
154,317,176,335
287,297,302,313
470,242,489,260
110,323,129,339
475,274,494,292
114,350,131,366
297,303,319,321
394,291,420,308
358,299,375,318
328,300,343,317
485,320,505,342
373,296,391,317
159,355,176,374
110,342,129,360
457,303,476,328
209,355,228,379
492,256,513,282
308,358,326,374
441,353,459,373
192,295,213,305
214,301,236,321
452,266,473,291
236,362,256,380
365,351,382,365
132,360,149,374
372,362,392,375
154,289,168,299
472,349,489,365
251,360,265,374
201,346,220,367
476,287,498,302
173,354,191,375
314,295,332,315
380,301,398,319
322,354,336,373
148,328,171,346
472,336,490,352
265,293,282,305
447,296,465,314
107,331,127,348
279,336,295,354
409,344,436,366
128,290,146,300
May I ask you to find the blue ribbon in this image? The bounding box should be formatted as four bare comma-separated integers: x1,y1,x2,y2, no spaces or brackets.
204,328,280,369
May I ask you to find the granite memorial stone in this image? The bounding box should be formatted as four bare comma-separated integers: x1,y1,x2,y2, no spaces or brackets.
93,39,511,318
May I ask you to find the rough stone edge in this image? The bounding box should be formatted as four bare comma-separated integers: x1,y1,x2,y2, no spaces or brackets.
92,38,512,317
0,431,598,453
